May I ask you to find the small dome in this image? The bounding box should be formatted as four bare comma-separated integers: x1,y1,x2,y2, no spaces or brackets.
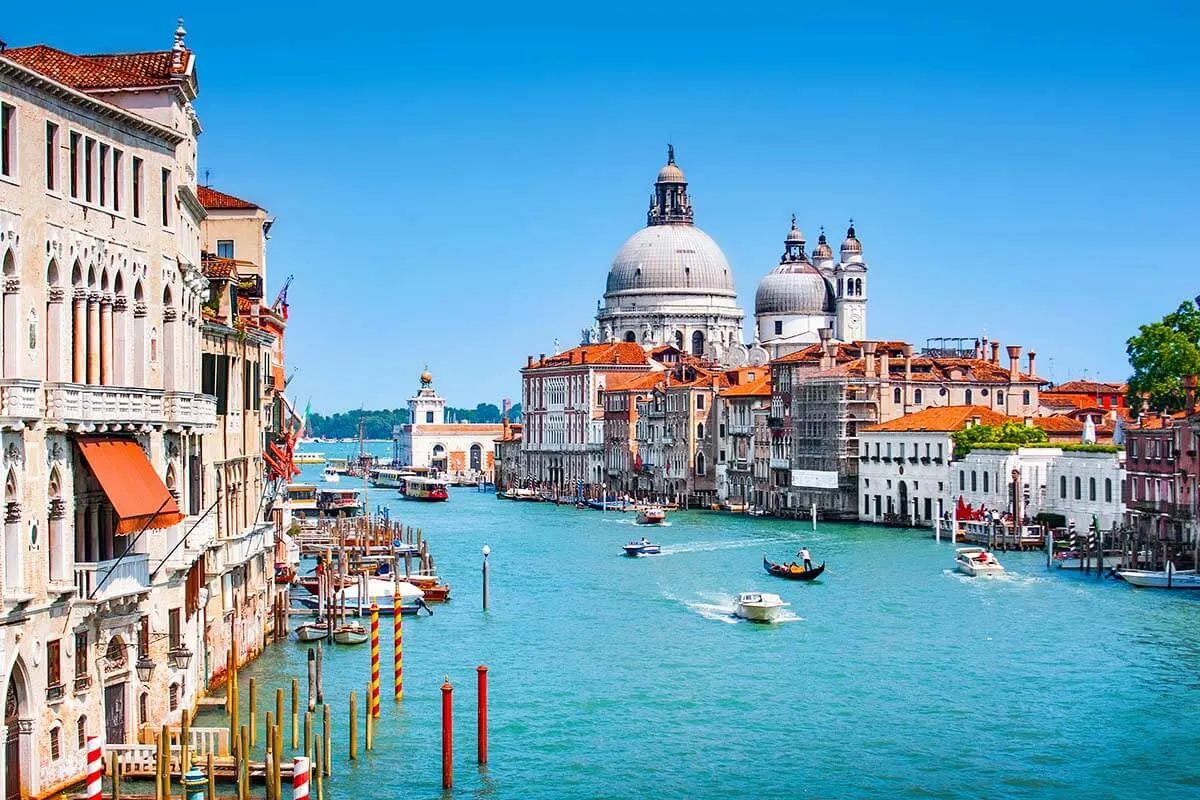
784,216,805,245
813,229,833,261
606,224,735,295
841,222,862,255
755,263,835,316
657,162,686,184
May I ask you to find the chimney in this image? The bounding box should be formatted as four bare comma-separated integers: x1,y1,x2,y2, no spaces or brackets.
527,355,533,368
902,344,913,381
1185,375,1198,409
863,341,878,379
1006,345,1022,379
1026,350,1037,376
990,341,1001,365
1023,416,1033,427
581,351,588,364
539,353,545,365
879,352,890,382
979,336,988,360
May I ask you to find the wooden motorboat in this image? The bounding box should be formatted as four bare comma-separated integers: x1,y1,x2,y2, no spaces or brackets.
622,539,662,556
332,623,368,645
763,556,825,581
734,592,788,622
295,622,329,642
1117,564,1200,589
636,507,667,525
955,547,1005,577
404,575,451,602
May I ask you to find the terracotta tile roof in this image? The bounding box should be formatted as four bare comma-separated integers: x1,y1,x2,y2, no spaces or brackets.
412,424,505,435
202,256,235,279
720,373,771,398
198,185,260,210
863,405,1008,433
777,349,1041,385
1039,394,1082,409
526,343,650,370
604,372,665,392
3,45,189,90
236,296,255,315
1051,380,1127,395
771,340,912,365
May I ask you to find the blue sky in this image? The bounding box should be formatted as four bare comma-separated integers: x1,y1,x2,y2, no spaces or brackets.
7,2,1198,411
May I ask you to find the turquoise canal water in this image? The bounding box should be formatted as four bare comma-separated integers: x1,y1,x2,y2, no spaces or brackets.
206,445,1200,799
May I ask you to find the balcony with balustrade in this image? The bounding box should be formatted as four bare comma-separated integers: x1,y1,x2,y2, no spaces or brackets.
0,378,42,429
44,384,217,431
74,553,151,601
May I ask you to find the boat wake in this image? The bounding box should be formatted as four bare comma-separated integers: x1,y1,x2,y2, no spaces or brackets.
663,536,793,555
679,592,802,625
942,569,1044,586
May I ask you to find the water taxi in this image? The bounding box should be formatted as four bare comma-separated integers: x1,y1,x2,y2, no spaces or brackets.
954,547,1005,577
321,466,340,483
400,476,449,502
295,452,326,465
316,488,363,517
636,506,667,525
734,592,788,622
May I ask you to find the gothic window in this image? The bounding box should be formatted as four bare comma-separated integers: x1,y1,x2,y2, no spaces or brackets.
695,452,705,476
696,423,704,440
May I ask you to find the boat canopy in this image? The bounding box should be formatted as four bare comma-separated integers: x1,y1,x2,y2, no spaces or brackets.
336,578,425,600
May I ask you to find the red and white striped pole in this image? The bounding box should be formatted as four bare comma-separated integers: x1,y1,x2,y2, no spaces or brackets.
85,735,102,800
292,756,310,800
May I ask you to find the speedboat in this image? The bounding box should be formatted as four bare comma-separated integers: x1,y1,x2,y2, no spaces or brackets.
734,592,788,622
321,467,340,483
1116,564,1200,589
332,623,368,645
955,547,1005,577
636,507,666,525
622,538,662,556
295,622,329,642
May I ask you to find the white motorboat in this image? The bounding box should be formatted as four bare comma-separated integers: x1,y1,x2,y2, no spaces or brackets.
295,622,329,642
296,577,427,615
954,547,1005,577
1117,564,1200,590
635,506,666,525
321,467,341,483
734,592,788,622
332,622,368,645
622,538,662,556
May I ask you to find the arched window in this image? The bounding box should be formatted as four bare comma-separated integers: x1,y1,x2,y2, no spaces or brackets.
49,727,61,761
1105,478,1112,503
1074,476,1081,500
996,391,1005,406
914,389,923,404
623,331,636,343
691,330,705,356
837,278,843,297
673,331,684,350
965,389,973,405
959,470,965,491
893,387,901,404
469,444,482,471
169,684,179,711
696,423,704,440
77,716,87,749
139,693,148,725
855,278,863,295
1060,476,1067,498
971,471,977,491
983,472,989,492
1089,477,1096,501
695,452,705,476
1022,390,1031,405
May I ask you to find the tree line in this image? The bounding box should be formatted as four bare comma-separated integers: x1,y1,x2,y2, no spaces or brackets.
308,403,522,440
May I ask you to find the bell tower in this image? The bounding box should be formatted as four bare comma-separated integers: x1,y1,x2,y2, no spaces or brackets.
835,221,868,341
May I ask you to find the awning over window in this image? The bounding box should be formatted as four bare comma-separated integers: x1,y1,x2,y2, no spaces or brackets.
76,437,184,534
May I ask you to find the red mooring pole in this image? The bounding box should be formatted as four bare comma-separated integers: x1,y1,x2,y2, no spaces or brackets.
477,665,488,765
370,602,380,718
441,677,454,789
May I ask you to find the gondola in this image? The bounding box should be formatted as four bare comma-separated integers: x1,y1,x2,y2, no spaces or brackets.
763,556,825,581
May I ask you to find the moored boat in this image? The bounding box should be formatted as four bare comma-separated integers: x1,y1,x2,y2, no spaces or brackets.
274,563,296,584
1116,564,1200,589
734,592,788,622
295,623,329,642
332,622,368,645
762,556,825,581
636,506,667,525
295,578,429,614
622,538,661,556
316,488,363,517
1054,550,1123,570
954,547,1005,577
295,452,326,465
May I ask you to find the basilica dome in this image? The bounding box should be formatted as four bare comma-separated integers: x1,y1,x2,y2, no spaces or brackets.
605,224,735,296
755,263,835,315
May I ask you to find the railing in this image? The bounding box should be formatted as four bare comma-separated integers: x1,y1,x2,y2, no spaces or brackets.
728,423,755,436
769,457,790,470
0,379,42,421
1128,501,1194,519
165,391,218,427
74,553,150,599
730,459,751,472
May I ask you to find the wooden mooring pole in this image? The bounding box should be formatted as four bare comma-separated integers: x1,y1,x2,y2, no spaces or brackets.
349,691,357,761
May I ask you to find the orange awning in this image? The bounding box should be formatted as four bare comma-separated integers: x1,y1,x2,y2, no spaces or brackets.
76,437,184,534
272,365,286,389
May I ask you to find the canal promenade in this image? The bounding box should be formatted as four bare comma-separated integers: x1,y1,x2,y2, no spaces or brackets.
210,448,1200,799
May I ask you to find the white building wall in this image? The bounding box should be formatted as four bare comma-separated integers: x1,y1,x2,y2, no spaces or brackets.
1043,451,1126,530
858,430,952,525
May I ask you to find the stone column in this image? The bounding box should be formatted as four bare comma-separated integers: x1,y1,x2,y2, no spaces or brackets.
46,287,65,382
99,293,113,385
74,505,86,562
133,301,147,386
2,278,20,379
49,497,66,583
88,502,101,563
72,289,87,383
163,307,177,392
112,296,127,386
86,291,101,385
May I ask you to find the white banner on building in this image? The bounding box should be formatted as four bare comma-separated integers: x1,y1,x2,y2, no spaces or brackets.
791,469,839,489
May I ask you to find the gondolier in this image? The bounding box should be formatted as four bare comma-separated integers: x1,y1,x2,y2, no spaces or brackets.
797,547,813,571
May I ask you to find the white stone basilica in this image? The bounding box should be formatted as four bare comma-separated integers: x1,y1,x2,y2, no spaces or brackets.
592,147,870,364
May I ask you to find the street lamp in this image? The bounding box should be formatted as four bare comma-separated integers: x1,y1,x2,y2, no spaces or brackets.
482,544,491,611
135,655,156,683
